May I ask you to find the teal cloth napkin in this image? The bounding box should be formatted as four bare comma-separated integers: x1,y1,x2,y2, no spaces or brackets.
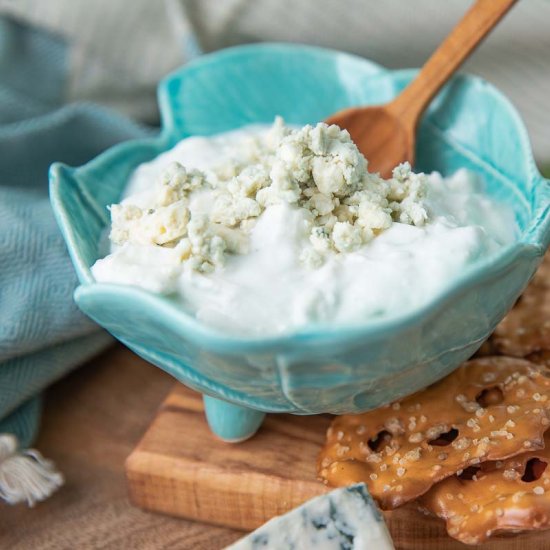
0,17,152,446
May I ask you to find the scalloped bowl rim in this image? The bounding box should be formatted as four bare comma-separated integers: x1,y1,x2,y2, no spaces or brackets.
51,43,550,353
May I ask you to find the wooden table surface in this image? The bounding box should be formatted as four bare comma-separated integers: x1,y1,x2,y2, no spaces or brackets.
0,344,243,550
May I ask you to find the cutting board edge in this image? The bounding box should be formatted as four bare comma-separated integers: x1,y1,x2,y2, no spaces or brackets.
126,447,329,531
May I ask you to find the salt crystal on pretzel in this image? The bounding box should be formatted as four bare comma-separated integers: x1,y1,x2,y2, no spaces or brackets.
317,357,550,510
492,252,550,357
420,431,550,545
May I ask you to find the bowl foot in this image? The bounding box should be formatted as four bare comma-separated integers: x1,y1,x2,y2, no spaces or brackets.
203,395,265,442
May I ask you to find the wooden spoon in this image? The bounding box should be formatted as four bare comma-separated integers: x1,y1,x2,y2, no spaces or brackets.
325,0,517,178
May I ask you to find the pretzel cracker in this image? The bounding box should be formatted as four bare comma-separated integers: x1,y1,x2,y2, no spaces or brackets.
492,252,550,358
318,357,550,509
420,432,550,545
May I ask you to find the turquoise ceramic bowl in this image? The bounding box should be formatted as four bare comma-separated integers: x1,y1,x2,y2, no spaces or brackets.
50,44,550,441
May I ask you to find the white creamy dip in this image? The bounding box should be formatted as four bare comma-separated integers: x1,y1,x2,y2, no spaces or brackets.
91,120,516,336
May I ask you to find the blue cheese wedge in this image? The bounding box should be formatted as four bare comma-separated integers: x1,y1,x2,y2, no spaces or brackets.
225,483,394,550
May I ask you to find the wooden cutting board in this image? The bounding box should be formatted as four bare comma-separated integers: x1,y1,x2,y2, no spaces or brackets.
126,383,549,549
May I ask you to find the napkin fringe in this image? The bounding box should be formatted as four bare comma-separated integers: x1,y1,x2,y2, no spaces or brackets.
0,433,63,506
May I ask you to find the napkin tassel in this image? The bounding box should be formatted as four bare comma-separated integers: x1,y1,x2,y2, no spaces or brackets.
0,433,63,506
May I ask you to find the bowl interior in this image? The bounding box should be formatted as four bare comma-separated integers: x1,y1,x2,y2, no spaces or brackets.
50,43,550,343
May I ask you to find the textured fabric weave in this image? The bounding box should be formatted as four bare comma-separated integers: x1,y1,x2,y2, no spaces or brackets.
0,18,151,445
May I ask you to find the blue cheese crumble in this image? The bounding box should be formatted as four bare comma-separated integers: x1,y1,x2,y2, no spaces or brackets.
108,118,428,272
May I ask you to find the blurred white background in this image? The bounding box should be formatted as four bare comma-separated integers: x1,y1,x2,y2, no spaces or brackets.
1,0,549,164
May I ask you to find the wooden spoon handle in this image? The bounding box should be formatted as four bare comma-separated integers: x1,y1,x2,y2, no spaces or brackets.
389,0,517,130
